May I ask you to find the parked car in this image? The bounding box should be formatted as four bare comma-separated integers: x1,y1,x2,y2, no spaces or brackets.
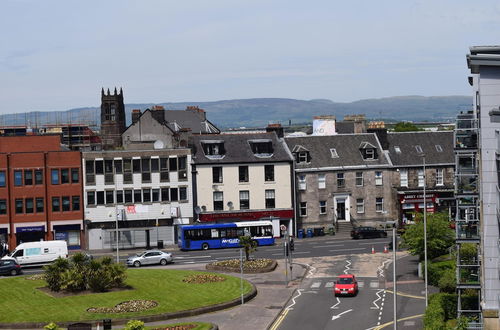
0,259,22,276
351,226,388,239
334,274,358,296
126,250,173,267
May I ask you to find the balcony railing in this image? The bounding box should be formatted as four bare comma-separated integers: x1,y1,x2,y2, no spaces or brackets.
456,176,479,194
457,264,481,286
456,222,480,240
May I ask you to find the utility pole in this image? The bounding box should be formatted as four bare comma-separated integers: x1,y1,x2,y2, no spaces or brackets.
393,227,397,330
422,155,428,307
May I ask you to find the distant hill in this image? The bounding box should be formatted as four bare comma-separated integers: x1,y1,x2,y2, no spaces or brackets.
0,95,472,129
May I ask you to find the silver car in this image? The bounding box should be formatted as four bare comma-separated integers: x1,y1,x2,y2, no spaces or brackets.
126,250,173,267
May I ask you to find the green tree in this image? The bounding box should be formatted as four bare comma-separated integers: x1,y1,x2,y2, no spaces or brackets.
239,236,257,261
401,212,454,260
393,122,422,132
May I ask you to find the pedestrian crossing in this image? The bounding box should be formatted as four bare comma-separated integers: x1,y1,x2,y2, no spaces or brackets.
307,279,380,290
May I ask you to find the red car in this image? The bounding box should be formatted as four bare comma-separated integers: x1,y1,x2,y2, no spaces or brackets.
334,274,358,296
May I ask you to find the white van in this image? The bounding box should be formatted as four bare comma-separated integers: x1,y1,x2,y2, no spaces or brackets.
1,241,68,266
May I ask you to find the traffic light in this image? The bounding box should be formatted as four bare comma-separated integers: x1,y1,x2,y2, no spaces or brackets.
290,238,295,251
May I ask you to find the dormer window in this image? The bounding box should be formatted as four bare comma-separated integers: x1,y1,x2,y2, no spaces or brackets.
201,140,225,159
298,152,309,163
394,146,401,153
249,139,273,157
359,141,378,160
330,148,339,158
435,145,443,152
415,145,423,154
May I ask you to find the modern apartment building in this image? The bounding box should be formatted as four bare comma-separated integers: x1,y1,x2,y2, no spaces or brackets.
82,148,193,250
0,135,84,250
191,132,294,236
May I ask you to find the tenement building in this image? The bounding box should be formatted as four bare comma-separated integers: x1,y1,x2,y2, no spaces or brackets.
191,132,294,236
0,135,84,250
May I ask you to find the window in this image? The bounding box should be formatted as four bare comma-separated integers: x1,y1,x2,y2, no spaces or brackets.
418,169,424,187
143,188,151,202
240,191,250,209
356,198,364,214
415,145,423,154
114,159,123,174
265,189,275,208
71,169,79,183
364,149,375,160
298,175,306,190
14,170,22,186
0,199,7,214
87,191,95,205
213,191,224,210
36,198,44,213
435,145,443,152
179,187,187,201
152,189,160,202
356,172,363,186
249,140,273,155
376,197,384,212
375,171,383,186
397,169,408,187
299,202,307,217
133,159,141,173
178,156,188,180
170,188,178,201
85,160,95,184
15,199,23,213
60,169,69,184
337,173,345,188
0,171,5,187
105,190,114,204
213,167,223,183
436,168,444,186
25,198,33,213
161,188,169,202
96,191,105,205
239,166,249,182
95,160,104,174
62,196,70,211
330,148,339,158
123,158,132,183
24,170,33,185
394,146,401,153
202,142,225,156
72,196,80,211
169,158,178,171
151,158,159,172
298,152,309,163
319,201,327,214
51,169,59,185
134,190,142,203
35,170,43,185
52,197,60,212
116,190,123,204
160,158,169,182
318,174,326,189
124,189,133,203
265,165,274,181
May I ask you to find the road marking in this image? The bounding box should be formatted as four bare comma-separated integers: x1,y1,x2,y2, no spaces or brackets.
370,314,424,330
325,281,334,288
358,281,364,288
291,251,310,255
330,297,341,309
371,289,384,310
328,247,365,253
311,282,321,289
285,289,303,310
403,321,416,326
385,289,425,300
377,259,391,278
306,264,316,278
358,241,389,245
344,259,352,274
312,244,344,248
182,261,196,264
331,309,353,321
175,255,212,259
269,308,289,330
370,281,379,288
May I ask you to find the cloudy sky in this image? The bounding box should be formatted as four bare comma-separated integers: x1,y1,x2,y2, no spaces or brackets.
1,0,499,114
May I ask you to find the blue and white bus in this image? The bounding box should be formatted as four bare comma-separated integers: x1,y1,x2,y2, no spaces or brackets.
178,221,274,250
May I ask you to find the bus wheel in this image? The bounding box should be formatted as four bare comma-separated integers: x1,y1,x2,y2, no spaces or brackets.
201,243,209,250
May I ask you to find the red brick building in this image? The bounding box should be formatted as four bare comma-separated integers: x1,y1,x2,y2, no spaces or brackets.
0,136,84,250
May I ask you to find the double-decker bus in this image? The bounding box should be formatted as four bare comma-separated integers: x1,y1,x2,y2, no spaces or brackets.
178,221,274,250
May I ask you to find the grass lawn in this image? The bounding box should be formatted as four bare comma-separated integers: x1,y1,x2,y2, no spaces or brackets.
143,322,212,330
0,269,252,324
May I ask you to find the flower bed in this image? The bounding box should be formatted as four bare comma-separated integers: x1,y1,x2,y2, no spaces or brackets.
206,258,277,273
87,300,158,314
182,274,226,284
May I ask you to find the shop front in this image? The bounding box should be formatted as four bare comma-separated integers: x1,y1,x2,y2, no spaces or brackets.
399,193,436,226
198,209,294,237
15,224,46,245
53,224,82,250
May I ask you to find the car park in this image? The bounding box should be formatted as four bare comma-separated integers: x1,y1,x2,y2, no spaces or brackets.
350,226,388,239
126,250,173,267
0,259,22,276
334,274,358,296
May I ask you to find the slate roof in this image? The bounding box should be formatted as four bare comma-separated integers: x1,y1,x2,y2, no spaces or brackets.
386,131,454,166
335,122,355,134
163,110,220,134
284,133,390,169
192,132,293,164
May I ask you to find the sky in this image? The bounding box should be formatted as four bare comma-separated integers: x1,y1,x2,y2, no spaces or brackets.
1,0,500,114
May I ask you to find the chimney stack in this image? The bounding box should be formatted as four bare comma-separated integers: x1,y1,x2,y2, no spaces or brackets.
131,109,142,124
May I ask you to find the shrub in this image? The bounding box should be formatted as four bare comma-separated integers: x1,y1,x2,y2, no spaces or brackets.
124,320,145,330
43,322,59,330
424,293,458,329
43,257,69,292
438,268,456,293
427,259,455,287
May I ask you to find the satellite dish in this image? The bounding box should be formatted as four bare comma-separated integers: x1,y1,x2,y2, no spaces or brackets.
154,140,165,149
201,206,207,212
194,206,201,214
227,201,234,210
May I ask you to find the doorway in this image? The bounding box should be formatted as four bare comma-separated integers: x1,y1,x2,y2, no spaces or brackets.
334,195,350,222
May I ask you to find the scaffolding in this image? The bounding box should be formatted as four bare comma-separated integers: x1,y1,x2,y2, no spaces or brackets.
454,111,482,328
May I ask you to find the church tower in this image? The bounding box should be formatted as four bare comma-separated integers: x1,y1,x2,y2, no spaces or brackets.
100,87,126,150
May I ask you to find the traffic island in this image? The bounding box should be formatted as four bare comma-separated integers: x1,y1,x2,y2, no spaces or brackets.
206,258,277,273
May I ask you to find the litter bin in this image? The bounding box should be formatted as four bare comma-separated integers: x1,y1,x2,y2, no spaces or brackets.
319,227,325,236
328,227,335,236
298,229,304,239
103,319,112,330
157,240,164,249
306,228,314,238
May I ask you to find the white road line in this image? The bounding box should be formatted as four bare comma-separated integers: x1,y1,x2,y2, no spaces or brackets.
330,297,341,309
312,245,344,248
311,282,321,289
175,255,212,259
358,281,365,288
329,247,365,253
285,289,303,310
358,241,389,245
331,309,353,321
344,260,352,274
325,282,334,288
291,252,310,255
370,281,379,288
371,289,384,310
306,264,316,278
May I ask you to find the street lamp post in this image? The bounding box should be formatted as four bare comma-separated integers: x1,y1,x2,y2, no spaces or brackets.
422,155,428,307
